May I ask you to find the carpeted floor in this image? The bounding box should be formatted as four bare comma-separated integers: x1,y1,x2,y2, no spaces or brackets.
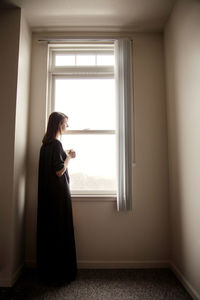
0,268,192,300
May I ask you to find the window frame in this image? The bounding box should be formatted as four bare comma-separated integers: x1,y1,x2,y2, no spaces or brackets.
47,44,117,198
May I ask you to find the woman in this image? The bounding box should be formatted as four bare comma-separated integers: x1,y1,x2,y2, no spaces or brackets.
37,112,77,284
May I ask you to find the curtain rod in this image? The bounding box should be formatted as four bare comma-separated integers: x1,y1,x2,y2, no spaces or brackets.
37,38,130,43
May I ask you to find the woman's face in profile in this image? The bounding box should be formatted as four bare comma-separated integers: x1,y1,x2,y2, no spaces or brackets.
60,118,69,134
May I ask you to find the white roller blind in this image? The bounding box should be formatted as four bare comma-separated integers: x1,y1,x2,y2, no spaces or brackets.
115,39,133,211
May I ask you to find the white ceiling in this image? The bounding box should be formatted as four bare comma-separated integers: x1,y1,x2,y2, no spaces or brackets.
7,0,176,32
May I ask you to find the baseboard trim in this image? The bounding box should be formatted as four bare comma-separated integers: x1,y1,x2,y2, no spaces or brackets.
170,262,200,300
0,276,11,287
77,260,170,269
25,259,169,269
0,264,23,287
11,264,24,286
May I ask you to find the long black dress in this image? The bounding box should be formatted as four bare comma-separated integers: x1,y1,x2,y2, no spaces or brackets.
37,139,77,283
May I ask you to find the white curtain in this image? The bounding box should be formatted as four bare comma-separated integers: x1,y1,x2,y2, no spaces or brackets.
115,39,133,211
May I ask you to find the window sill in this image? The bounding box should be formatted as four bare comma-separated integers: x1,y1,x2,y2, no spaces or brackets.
71,195,117,202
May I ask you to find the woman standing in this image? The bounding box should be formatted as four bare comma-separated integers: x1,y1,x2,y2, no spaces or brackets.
37,112,77,284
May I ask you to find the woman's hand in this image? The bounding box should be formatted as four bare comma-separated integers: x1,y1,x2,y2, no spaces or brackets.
65,149,76,159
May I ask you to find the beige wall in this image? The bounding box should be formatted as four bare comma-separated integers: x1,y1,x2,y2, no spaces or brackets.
0,7,21,286
12,12,32,276
164,0,200,297
26,32,170,268
0,8,31,286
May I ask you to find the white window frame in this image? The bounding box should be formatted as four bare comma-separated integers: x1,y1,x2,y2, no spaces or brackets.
46,39,134,210
47,43,117,198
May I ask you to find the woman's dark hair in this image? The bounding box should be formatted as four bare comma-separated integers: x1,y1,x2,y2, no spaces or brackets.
42,112,68,144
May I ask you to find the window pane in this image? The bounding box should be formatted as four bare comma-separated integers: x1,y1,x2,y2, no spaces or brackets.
61,134,117,192
76,55,95,65
97,55,114,66
55,55,75,66
55,78,116,130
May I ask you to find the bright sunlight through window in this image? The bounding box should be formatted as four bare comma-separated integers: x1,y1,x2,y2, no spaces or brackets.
49,45,116,195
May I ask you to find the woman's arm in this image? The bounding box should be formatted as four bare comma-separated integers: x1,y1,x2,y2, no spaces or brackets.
56,149,75,177
56,155,70,177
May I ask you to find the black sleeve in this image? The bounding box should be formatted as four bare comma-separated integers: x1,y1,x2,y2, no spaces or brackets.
53,141,65,172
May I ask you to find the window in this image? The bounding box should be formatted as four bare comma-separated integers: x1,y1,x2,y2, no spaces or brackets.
47,39,133,210
48,43,117,196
